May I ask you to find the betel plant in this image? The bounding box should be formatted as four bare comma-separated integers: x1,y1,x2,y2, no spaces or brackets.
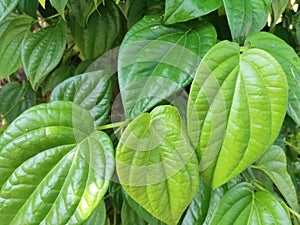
0,0,300,224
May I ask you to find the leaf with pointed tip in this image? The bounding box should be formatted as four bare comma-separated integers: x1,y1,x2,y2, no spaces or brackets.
116,105,199,224
187,41,288,188
0,0,20,23
49,0,68,19
0,101,115,224
271,0,289,29
21,20,67,89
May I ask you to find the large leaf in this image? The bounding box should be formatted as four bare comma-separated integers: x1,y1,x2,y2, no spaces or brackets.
245,32,300,125
0,101,115,224
70,0,124,60
116,105,199,224
208,183,291,225
164,0,223,25
223,0,269,43
0,0,20,23
0,16,33,79
0,82,36,123
83,200,106,225
253,145,300,212
21,20,67,89
49,0,68,20
118,15,217,119
187,41,288,188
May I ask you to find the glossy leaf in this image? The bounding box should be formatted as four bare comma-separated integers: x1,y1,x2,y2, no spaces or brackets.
223,0,269,43
0,0,20,23
0,16,32,79
253,145,300,212
208,183,291,225
0,101,115,224
70,0,124,60
245,32,300,125
21,20,67,89
116,105,199,224
271,0,289,29
187,41,288,188
83,200,106,225
164,0,223,24
118,15,217,119
121,201,147,225
49,0,68,20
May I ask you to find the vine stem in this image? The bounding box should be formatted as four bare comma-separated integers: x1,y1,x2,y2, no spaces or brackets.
96,120,129,131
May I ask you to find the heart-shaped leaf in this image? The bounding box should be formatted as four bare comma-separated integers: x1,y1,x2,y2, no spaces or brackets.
0,16,33,78
0,101,114,224
245,32,300,125
187,40,288,188
0,0,20,23
118,15,217,119
116,105,199,224
208,183,291,225
21,20,67,89
164,0,223,24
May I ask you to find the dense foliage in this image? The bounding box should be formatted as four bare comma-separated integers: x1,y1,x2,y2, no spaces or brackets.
0,0,300,224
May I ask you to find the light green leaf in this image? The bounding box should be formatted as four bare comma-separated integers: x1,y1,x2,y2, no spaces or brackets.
245,32,300,125
83,200,106,225
208,183,291,225
223,0,269,43
271,0,289,29
253,145,300,212
0,16,33,79
0,0,20,23
187,41,288,188
116,105,199,224
49,0,68,20
121,201,147,225
118,15,217,119
164,0,223,24
0,101,115,224
21,20,67,90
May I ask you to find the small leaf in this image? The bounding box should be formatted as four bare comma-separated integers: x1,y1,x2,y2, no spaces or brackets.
208,183,291,225
18,0,39,17
187,41,288,188
116,105,199,224
253,145,300,212
49,0,68,19
0,0,20,23
121,201,147,225
21,20,67,89
83,200,106,225
271,0,289,29
38,0,46,8
0,16,33,79
164,0,223,24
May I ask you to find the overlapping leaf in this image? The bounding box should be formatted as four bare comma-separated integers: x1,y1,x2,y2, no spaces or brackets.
83,200,106,225
121,201,147,225
0,101,114,224
187,41,288,188
116,105,199,224
271,0,289,29
0,0,20,23
49,0,68,20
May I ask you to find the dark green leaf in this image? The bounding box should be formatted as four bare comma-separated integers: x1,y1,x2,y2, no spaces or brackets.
49,0,68,20
188,41,288,188
164,0,223,24
0,0,20,23
121,201,147,225
21,20,67,89
0,16,32,79
0,101,115,224
83,200,106,225
118,15,217,119
18,0,38,17
116,105,199,224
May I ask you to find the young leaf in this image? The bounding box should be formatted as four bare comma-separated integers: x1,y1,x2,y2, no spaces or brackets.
116,105,199,224
49,0,68,19
118,15,217,119
208,183,291,225
164,0,223,24
0,101,115,224
253,145,300,212
223,0,269,43
245,32,300,125
83,200,106,225
0,0,20,23
38,0,46,8
0,16,33,79
187,41,288,188
21,20,67,89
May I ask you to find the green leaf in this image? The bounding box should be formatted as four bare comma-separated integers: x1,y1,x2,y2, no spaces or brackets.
164,0,223,24
0,82,36,123
245,32,300,125
50,70,112,126
118,15,217,119
21,20,67,89
208,183,291,225
116,105,199,224
121,201,147,225
83,200,106,225
223,0,269,43
271,0,289,29
0,101,115,224
187,41,288,188
18,0,39,17
49,0,68,20
70,0,124,60
0,0,20,23
253,145,300,212
0,16,33,79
